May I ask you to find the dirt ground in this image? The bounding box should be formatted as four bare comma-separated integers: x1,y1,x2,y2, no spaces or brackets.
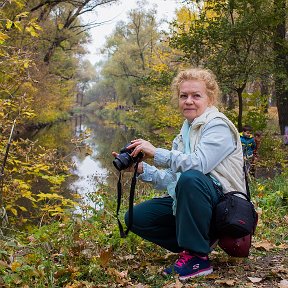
156,245,288,288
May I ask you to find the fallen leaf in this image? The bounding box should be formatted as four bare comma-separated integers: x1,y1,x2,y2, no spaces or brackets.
163,279,183,288
13,278,22,285
10,261,21,272
123,254,135,260
277,243,288,249
206,273,220,279
27,235,36,242
107,268,129,285
215,279,236,286
248,277,263,283
114,269,128,279
228,257,245,264
253,240,275,251
127,284,149,288
175,279,183,288
279,279,288,288
271,265,288,274
145,264,159,274
0,260,9,268
54,268,68,279
99,246,113,267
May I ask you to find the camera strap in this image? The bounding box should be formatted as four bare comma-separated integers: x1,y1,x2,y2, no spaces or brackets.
116,161,139,238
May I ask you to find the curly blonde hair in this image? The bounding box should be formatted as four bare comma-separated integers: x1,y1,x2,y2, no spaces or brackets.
171,67,220,106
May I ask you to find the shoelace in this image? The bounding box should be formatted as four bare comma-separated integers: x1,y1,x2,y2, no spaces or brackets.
175,251,194,267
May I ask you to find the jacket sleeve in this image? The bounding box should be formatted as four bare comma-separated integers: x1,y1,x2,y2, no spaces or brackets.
138,162,178,191
153,118,236,174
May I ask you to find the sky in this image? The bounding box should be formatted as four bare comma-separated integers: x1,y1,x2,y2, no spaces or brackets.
83,0,182,65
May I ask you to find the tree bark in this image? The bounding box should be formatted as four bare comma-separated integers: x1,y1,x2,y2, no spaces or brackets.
274,0,288,135
237,87,244,131
260,74,270,113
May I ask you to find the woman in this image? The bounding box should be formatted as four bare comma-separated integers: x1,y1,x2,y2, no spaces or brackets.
114,67,246,280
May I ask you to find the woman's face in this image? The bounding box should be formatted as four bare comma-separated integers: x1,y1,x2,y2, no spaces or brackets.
178,80,212,122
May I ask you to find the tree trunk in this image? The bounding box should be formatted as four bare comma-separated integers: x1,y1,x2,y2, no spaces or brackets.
274,0,288,135
260,74,270,113
237,87,244,131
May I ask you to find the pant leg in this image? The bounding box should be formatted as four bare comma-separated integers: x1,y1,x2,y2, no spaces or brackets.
175,170,220,255
124,196,182,253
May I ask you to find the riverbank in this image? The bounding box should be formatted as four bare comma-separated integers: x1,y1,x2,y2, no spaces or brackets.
0,109,287,287
0,169,287,287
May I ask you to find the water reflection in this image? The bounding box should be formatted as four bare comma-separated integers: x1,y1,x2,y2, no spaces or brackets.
30,114,140,214
69,154,107,212
70,122,108,212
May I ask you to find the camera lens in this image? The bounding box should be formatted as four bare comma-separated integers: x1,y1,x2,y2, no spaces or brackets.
113,152,133,171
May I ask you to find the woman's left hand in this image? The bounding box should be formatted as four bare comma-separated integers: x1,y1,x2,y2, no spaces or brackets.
128,139,156,159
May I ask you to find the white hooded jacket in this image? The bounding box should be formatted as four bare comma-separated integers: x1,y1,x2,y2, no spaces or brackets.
139,106,246,213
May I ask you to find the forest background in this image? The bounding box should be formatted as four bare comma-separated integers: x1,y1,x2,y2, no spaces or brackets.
0,0,287,287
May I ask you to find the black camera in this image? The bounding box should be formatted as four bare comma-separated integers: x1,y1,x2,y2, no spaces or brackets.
113,143,143,171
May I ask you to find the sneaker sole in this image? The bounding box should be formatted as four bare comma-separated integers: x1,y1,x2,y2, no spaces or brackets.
162,270,171,276
179,267,213,281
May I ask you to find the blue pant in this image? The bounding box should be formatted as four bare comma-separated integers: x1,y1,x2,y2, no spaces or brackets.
125,170,221,254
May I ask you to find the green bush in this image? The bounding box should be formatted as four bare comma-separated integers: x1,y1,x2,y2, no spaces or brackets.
251,170,288,243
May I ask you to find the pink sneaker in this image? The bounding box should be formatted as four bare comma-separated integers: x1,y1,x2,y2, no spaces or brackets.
163,251,213,280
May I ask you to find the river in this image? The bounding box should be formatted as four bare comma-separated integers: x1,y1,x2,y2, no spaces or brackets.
30,113,145,215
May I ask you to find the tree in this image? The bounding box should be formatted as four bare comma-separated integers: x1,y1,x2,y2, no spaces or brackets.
28,0,119,63
0,0,74,224
84,80,116,106
273,0,288,135
100,1,160,105
169,0,274,131
0,0,123,124
76,60,97,106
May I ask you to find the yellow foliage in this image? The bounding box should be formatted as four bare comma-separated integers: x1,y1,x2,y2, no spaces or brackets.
14,1,26,10
0,0,86,227
25,18,42,37
50,206,65,214
151,63,168,73
40,175,66,185
6,205,18,216
257,184,265,192
176,7,198,32
105,102,119,110
16,180,31,191
21,190,37,202
174,1,223,34
12,21,22,32
36,193,64,201
18,206,28,212
5,19,13,29
11,261,22,272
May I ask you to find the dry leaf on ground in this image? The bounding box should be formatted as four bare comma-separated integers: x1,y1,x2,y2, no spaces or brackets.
215,279,236,286
279,279,288,288
253,240,275,251
163,279,183,288
247,277,263,283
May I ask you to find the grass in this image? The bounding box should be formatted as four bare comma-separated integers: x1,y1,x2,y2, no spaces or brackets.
0,108,287,287
0,165,287,287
